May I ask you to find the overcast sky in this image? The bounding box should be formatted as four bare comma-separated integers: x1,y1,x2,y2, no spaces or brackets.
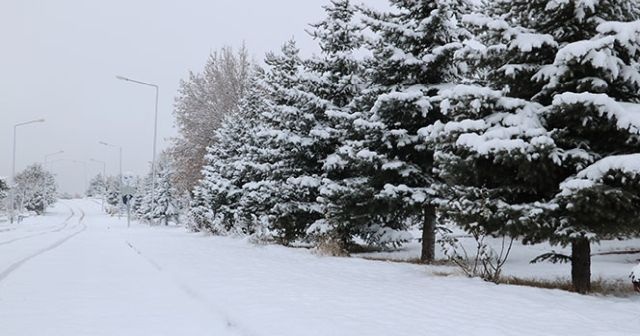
0,0,356,194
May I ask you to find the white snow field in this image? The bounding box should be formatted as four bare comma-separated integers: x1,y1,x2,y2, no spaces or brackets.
1,199,638,336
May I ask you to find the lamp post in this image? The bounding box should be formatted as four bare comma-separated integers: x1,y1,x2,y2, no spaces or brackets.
116,75,159,210
10,118,45,223
99,141,123,216
44,150,64,165
89,158,107,211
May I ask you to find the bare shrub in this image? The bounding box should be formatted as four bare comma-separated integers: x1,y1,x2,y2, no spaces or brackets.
314,235,349,257
438,229,513,283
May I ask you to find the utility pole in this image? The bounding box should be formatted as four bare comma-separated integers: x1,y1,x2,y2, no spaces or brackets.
10,118,45,223
116,75,159,220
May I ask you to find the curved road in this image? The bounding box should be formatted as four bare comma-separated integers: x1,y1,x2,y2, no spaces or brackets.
0,199,239,336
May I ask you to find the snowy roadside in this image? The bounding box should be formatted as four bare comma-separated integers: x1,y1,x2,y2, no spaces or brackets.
354,230,640,282
124,224,640,336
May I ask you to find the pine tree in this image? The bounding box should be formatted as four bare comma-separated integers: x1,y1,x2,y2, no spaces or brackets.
150,160,179,226
0,177,7,203
324,0,470,257
533,6,640,293
189,67,274,235
86,174,106,197
135,154,180,225
268,0,371,249
436,0,640,293
105,175,120,208
132,175,150,218
247,39,321,244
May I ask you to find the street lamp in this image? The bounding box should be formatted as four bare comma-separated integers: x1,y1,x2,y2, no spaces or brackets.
10,118,45,223
99,141,123,216
99,141,122,181
89,158,107,211
44,150,64,165
116,75,159,209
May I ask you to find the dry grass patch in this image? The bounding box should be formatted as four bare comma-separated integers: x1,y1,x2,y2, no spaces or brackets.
314,237,350,257
498,276,636,297
359,256,456,266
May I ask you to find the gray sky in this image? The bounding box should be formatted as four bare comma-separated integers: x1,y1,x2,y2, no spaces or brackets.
0,0,342,194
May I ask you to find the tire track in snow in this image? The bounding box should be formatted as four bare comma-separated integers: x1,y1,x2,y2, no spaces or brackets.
124,240,255,336
0,207,87,283
0,204,75,246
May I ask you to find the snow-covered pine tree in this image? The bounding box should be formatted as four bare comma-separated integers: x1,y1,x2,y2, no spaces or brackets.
0,177,9,210
434,0,640,293
227,69,281,237
326,0,470,258
531,3,640,293
276,0,371,249
244,39,324,244
86,174,106,198
132,174,150,218
189,120,238,232
105,175,120,208
149,158,179,226
189,66,274,235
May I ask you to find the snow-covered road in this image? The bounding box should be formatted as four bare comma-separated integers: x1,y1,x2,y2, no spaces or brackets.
0,200,237,335
1,199,638,336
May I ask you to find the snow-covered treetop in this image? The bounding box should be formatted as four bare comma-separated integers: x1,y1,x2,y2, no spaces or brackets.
533,19,640,101
488,0,640,41
362,0,471,86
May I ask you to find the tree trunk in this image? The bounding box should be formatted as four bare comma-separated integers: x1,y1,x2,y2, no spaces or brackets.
421,204,436,263
571,237,591,294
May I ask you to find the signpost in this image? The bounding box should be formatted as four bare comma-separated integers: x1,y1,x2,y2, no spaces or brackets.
121,185,135,228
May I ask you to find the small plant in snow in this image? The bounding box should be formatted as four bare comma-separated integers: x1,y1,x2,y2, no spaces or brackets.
438,227,513,283
630,264,640,293
314,234,350,257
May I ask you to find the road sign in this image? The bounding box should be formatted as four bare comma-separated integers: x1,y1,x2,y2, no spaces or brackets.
122,194,133,205
121,185,135,197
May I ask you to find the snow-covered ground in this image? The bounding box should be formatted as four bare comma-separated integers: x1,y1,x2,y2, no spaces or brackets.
1,199,638,336
356,229,640,281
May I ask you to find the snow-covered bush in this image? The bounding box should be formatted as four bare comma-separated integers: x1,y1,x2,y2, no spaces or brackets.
13,164,57,215
86,174,106,198
0,177,8,212
631,264,640,292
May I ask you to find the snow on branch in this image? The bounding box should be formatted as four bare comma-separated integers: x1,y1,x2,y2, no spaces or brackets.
597,20,640,57
560,153,640,195
550,92,640,134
